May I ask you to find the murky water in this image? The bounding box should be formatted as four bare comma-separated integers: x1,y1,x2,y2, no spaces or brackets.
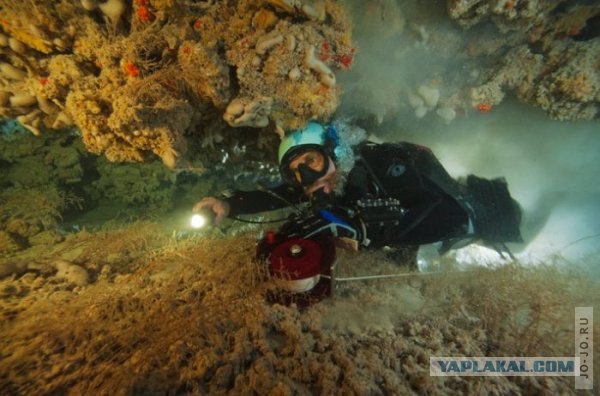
337,0,600,273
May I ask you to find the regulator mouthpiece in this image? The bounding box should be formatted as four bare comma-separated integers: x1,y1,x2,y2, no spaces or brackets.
311,187,333,210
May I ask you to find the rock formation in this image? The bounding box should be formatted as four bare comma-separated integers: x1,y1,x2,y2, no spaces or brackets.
0,0,355,167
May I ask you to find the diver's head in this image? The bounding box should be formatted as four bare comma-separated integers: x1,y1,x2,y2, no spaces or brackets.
278,122,339,196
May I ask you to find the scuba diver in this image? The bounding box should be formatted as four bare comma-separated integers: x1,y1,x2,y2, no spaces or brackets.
193,122,523,261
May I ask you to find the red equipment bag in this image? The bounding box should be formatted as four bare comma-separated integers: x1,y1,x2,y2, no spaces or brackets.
256,231,336,307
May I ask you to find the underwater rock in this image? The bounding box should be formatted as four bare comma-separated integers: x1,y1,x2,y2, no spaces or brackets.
414,106,427,119
471,40,599,120
266,0,326,22
447,0,556,32
29,230,64,246
178,41,231,109
407,86,452,122
417,85,440,109
223,96,273,128
53,259,89,286
448,0,600,120
436,106,457,123
0,230,22,255
86,158,176,213
5,218,40,239
0,0,354,166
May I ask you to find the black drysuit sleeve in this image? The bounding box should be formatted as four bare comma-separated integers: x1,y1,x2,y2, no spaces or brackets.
223,184,305,217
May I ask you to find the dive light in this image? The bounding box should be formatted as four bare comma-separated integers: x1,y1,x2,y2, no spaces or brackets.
190,209,215,229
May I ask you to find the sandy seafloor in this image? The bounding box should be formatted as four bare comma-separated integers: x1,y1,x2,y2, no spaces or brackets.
0,220,599,395
1,99,600,395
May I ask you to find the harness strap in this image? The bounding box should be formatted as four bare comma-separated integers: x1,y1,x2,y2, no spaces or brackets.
356,153,390,198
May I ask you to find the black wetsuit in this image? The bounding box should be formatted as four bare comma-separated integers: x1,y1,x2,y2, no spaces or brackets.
224,142,522,249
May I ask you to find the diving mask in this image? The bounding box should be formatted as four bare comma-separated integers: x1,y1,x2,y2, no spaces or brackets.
281,148,330,187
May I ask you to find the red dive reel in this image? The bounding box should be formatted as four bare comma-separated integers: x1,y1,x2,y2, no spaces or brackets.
256,231,337,307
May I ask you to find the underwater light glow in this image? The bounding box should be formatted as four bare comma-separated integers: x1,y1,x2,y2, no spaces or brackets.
190,214,207,229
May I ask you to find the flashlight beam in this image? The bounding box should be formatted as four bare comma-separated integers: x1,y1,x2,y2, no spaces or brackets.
190,214,207,229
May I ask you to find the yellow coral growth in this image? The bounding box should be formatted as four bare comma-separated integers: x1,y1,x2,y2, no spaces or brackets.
0,0,355,167
558,74,595,101
2,27,53,54
252,9,278,30
0,0,59,54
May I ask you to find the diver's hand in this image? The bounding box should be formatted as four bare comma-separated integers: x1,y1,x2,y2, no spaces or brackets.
193,197,230,225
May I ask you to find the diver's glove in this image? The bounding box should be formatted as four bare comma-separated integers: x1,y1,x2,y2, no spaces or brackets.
279,208,365,242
